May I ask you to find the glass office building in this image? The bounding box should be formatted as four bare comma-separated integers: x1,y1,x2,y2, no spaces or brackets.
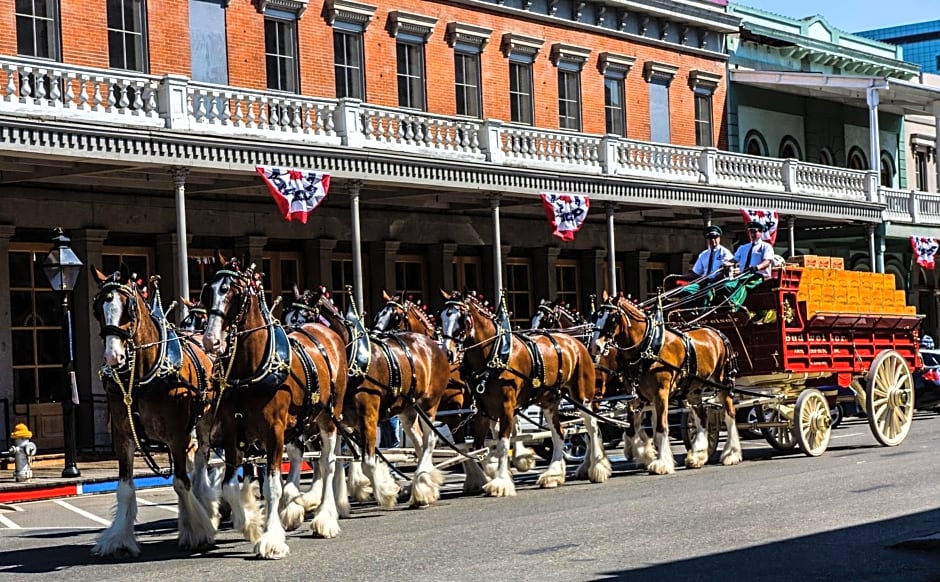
858,20,940,74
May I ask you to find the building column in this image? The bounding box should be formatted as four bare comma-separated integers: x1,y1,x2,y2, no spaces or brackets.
156,233,190,318
787,216,796,258
233,235,268,269
171,167,191,317
605,203,618,297
490,195,503,298
367,240,400,317
868,225,877,273
482,244,511,303
624,250,651,300
580,248,607,311
427,242,457,312
348,180,365,311
0,225,16,443
303,238,337,293
876,223,886,275
70,228,110,450
867,87,881,203
532,247,561,302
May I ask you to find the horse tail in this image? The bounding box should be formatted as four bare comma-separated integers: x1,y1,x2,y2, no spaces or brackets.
713,329,737,390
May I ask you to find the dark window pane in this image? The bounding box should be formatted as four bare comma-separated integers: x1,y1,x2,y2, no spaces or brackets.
12,330,34,365
37,329,64,365
9,251,33,288
16,16,34,56
107,0,122,27
35,291,63,327
38,367,62,402
13,368,36,403
10,291,32,327
108,30,124,68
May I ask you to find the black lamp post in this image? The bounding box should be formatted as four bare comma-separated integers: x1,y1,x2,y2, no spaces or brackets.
42,227,83,478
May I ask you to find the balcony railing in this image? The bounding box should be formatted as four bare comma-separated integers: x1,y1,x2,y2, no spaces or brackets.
1,58,940,225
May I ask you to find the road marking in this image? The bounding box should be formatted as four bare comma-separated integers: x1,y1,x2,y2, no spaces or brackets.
0,512,20,529
831,432,863,439
137,498,179,514
54,500,112,526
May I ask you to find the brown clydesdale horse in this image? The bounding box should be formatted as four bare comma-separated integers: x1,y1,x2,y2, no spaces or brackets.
371,290,490,493
90,268,218,558
438,291,612,497
314,289,455,508
588,292,742,474
200,254,348,559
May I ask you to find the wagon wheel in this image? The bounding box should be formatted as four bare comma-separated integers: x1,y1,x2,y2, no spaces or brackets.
762,405,798,451
794,389,832,457
866,350,915,447
680,409,719,463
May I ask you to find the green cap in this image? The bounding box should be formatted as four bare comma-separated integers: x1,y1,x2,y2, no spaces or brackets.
704,225,722,237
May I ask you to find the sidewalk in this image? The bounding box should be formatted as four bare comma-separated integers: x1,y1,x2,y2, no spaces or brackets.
0,453,177,504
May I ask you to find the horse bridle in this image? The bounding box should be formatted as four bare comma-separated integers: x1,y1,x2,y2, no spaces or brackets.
440,299,473,349
375,300,406,331
592,301,634,354
533,303,558,328
202,268,253,329
94,280,141,344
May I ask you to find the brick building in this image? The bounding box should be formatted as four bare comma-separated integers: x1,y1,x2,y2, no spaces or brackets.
0,0,902,451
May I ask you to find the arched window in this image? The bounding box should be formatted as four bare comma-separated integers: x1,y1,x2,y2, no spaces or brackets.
880,151,895,187
847,147,868,171
818,147,834,166
744,130,766,156
778,136,802,160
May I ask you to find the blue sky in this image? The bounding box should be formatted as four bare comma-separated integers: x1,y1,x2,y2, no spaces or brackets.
734,1,938,33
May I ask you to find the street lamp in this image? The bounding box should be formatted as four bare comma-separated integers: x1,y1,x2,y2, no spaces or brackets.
42,227,83,478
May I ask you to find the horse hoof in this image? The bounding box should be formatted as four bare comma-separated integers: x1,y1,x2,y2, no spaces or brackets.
721,451,743,466
255,536,290,560
312,514,341,539
647,460,675,475
512,453,536,473
482,476,517,497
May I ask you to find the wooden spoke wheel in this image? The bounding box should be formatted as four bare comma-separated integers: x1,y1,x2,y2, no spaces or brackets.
794,389,832,457
680,408,720,463
866,350,915,447
762,405,798,451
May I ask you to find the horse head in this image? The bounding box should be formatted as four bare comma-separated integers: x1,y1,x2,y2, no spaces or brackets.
282,284,322,327
200,251,255,356
589,291,647,358
531,298,559,329
372,289,407,333
91,265,145,368
438,290,474,364
178,296,208,332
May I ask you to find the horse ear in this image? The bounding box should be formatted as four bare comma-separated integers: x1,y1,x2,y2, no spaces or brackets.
440,289,450,300
601,289,609,301
293,284,302,299
383,289,393,301
90,265,108,285
214,249,226,266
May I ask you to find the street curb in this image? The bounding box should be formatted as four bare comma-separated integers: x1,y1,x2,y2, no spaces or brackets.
0,460,315,505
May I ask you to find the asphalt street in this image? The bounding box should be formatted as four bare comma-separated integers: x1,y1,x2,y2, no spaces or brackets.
1,413,939,581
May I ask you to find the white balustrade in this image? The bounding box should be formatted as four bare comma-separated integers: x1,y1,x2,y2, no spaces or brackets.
794,164,867,200
613,141,700,181
499,125,601,170
360,104,483,158
712,151,785,190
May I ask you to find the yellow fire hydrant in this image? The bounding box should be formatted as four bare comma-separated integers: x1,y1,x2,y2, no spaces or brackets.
9,423,37,483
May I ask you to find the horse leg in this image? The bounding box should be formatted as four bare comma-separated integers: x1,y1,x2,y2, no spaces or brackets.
685,400,710,469
173,439,216,551
577,407,612,483
311,418,343,538
359,401,401,509
279,440,308,532
409,409,444,508
511,417,536,473
536,404,566,489
332,435,351,519
220,443,263,544
401,412,424,461
462,415,491,494
346,436,373,502
481,389,517,497
483,417,501,478
719,390,743,466
92,421,140,558
254,431,290,560
190,420,220,529
629,407,657,468
647,390,677,475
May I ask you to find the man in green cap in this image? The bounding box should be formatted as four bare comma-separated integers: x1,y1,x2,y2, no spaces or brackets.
692,224,733,280
731,221,775,279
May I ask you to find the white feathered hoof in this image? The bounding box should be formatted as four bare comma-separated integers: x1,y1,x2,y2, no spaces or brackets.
721,449,743,466
347,467,374,502
647,458,675,475
685,449,708,469
91,534,141,559
410,469,444,508
482,475,517,497
512,451,536,473
374,480,401,510
312,509,341,539
280,500,306,532
536,466,566,489
254,532,290,560
588,456,612,483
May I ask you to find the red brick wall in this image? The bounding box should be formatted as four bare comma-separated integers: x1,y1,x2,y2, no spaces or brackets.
1,0,727,146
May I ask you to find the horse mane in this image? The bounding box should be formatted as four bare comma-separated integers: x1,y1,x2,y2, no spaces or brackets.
554,299,587,325
404,299,436,331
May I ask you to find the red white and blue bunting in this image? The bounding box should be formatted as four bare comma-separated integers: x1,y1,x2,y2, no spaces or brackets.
540,193,590,242
740,208,779,245
911,236,939,269
256,166,330,224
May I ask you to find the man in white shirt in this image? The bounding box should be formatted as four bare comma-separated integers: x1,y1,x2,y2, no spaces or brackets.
692,225,734,280
729,221,775,279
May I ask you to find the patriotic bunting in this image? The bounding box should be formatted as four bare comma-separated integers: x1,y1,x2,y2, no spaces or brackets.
740,208,779,245
256,166,330,224
911,236,940,269
540,193,590,242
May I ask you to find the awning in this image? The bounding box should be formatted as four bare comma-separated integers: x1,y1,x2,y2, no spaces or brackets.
729,70,940,116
